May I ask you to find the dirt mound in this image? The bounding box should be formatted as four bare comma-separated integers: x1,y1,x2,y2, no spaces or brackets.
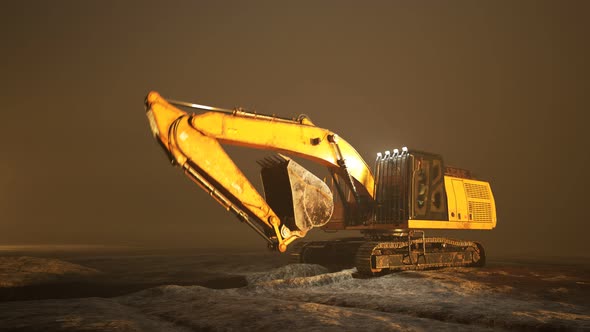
0,256,101,287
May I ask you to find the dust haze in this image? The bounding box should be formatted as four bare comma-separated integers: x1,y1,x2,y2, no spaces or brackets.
1,1,589,259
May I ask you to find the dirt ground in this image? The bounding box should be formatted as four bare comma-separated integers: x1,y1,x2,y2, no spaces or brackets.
0,246,588,331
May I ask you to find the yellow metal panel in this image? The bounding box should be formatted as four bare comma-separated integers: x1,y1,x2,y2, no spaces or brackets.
444,176,457,220
408,219,495,230
191,112,375,198
465,179,497,227
436,176,496,230
172,116,279,228
146,92,185,146
452,178,469,222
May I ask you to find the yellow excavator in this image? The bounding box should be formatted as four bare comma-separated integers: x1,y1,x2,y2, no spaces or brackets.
145,91,496,275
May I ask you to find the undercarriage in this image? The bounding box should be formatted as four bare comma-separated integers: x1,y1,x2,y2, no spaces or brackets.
288,230,485,276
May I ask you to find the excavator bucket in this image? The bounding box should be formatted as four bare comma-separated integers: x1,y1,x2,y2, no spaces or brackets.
259,155,334,235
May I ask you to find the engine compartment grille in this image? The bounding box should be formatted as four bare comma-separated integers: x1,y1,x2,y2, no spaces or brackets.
464,182,491,200
468,201,493,222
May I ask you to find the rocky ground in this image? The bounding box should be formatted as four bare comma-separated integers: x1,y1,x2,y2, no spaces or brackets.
0,246,588,331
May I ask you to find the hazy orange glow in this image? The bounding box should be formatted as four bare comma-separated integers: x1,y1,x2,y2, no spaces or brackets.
1,1,588,258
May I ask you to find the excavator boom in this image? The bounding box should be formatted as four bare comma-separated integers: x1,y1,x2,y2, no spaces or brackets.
145,92,496,274
145,91,374,252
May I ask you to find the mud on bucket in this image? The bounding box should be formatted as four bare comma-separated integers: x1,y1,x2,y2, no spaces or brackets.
259,155,334,235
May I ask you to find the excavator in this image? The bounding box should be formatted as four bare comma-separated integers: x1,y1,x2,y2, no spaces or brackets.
145,91,496,275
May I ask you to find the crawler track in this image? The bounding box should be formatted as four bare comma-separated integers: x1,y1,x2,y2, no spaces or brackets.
289,237,485,276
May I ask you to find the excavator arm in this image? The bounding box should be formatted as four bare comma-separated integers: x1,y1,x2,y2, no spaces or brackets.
145,92,375,252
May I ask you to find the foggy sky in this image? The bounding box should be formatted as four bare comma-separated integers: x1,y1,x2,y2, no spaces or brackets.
1,1,589,258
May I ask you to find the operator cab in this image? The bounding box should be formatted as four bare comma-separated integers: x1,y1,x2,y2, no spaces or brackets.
373,148,448,226
330,148,457,228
